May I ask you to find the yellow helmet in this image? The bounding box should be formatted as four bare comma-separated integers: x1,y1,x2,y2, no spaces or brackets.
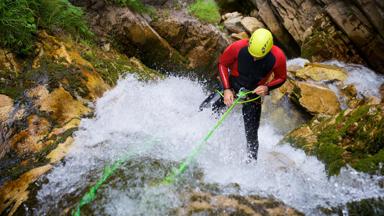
248,28,273,58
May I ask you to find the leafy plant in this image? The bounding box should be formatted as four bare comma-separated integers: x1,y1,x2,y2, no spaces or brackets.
188,0,221,24
35,0,93,40
0,0,92,55
0,0,38,54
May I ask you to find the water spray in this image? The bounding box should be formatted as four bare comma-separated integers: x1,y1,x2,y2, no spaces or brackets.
73,89,257,215
162,89,256,184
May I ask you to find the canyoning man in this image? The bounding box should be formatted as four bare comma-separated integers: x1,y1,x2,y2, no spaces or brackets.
218,28,287,161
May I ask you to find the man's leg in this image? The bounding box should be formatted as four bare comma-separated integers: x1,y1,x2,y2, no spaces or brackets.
242,99,262,160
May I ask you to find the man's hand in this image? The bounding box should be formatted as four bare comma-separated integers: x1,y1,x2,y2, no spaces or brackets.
223,89,234,106
253,85,268,96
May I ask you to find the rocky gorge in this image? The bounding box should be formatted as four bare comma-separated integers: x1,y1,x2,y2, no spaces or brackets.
1,0,384,215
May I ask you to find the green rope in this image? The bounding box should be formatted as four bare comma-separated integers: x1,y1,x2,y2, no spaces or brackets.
162,90,253,185
239,96,260,104
215,89,261,104
72,140,157,216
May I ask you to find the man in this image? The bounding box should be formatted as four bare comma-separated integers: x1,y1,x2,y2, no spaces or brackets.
218,28,287,161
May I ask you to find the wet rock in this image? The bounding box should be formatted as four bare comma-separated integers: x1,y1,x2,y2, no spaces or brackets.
353,0,384,39
325,1,384,75
366,96,381,105
87,5,188,72
222,12,242,21
0,95,14,159
223,15,245,33
0,165,52,216
81,69,110,100
47,136,74,163
247,0,384,72
283,126,317,151
0,94,13,123
341,84,358,98
347,98,364,109
283,104,384,176
278,78,295,96
300,14,364,65
294,63,348,82
231,32,249,40
35,87,91,123
240,16,265,34
0,49,21,73
180,191,303,216
33,31,93,69
265,81,309,133
253,0,300,57
150,12,230,76
9,115,51,155
324,197,384,216
290,81,341,115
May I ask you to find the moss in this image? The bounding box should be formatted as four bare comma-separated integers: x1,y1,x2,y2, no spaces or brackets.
0,58,90,100
81,44,162,85
318,144,345,176
285,104,384,176
352,149,384,175
284,136,308,150
0,127,77,182
188,0,221,24
346,197,384,216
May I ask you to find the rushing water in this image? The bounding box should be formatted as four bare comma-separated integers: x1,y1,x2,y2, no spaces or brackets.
34,61,384,215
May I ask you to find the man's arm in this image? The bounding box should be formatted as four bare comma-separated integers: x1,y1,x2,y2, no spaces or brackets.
266,49,287,91
218,43,238,89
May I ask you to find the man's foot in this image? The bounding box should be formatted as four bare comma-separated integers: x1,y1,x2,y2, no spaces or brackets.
245,154,257,164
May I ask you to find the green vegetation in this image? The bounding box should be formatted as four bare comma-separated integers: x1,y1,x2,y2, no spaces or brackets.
0,58,88,99
0,0,92,55
284,105,384,176
80,43,162,85
188,0,221,24
107,0,155,14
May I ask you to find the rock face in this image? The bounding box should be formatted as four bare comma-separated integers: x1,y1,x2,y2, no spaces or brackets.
150,11,230,76
293,63,348,82
86,5,189,72
290,81,341,115
0,94,13,123
226,0,384,74
0,49,20,72
74,1,230,75
0,95,13,159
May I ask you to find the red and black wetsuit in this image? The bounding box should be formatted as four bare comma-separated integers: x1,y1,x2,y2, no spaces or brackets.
218,39,287,160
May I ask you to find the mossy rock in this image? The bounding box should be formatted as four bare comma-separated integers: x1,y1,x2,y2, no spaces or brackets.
283,104,384,176
319,197,384,216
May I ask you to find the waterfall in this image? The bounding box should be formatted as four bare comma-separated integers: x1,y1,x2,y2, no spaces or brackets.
35,62,384,215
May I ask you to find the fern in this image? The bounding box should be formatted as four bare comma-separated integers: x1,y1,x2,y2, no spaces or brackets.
0,0,93,55
0,0,37,54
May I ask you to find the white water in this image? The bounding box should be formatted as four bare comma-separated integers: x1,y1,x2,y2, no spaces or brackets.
324,60,384,98
36,74,384,215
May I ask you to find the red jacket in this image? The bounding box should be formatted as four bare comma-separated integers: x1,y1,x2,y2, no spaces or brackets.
218,39,287,91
